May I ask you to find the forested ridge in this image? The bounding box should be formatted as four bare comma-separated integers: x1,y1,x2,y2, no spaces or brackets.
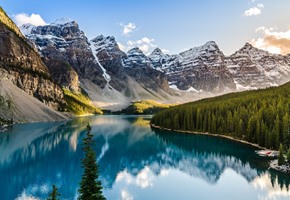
151,82,290,150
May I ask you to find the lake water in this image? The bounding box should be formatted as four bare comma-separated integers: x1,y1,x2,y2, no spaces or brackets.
1,115,290,200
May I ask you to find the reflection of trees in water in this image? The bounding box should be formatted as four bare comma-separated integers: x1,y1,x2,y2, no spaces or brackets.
270,171,290,191
96,117,272,188
154,128,290,190
1,116,290,200
0,119,91,200
0,116,146,199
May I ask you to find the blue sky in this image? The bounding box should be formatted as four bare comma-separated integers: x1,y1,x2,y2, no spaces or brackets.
1,0,290,55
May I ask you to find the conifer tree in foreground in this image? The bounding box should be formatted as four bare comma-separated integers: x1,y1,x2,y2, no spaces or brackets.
47,185,61,200
78,124,105,200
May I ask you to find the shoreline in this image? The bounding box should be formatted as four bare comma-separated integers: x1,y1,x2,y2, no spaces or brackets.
150,123,268,150
269,160,290,173
0,124,8,133
151,123,290,174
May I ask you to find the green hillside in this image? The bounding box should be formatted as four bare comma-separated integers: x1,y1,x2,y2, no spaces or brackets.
151,82,290,150
63,89,103,115
0,7,24,38
120,100,173,114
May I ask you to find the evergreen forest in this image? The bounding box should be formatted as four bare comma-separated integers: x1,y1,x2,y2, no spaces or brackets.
151,82,290,150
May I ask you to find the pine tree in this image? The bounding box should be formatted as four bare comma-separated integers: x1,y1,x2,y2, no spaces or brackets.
287,148,290,163
278,144,285,166
78,124,105,200
150,81,290,150
283,113,290,148
47,185,61,200
274,115,280,149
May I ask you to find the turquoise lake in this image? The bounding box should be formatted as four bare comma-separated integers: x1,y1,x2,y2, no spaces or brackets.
1,115,290,200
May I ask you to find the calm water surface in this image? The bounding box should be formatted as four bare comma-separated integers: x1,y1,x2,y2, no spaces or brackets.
0,115,290,200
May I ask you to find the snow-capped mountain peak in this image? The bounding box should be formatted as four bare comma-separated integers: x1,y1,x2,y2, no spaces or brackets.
204,40,219,48
226,42,290,89
19,23,36,35
180,41,221,58
151,48,164,56
150,41,235,91
51,18,74,25
123,47,152,68
19,17,290,96
127,47,144,55
239,42,260,53
91,35,119,52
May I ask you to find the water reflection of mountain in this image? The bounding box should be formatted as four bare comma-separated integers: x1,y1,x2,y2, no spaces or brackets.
0,116,289,200
153,129,268,182
0,119,88,200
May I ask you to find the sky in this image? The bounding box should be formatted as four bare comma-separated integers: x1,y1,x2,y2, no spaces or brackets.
1,0,290,55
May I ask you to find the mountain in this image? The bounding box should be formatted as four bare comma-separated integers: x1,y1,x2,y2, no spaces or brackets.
123,47,170,92
90,35,125,75
226,43,290,89
90,35,169,92
21,18,106,92
149,41,236,92
86,35,173,110
0,8,66,124
17,16,290,111
22,21,173,110
149,41,290,92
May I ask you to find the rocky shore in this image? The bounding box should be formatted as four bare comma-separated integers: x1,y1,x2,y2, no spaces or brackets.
269,160,290,173
0,124,7,132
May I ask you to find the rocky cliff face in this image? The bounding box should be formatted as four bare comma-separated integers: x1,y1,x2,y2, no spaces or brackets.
89,35,169,92
21,19,107,90
124,47,169,92
90,35,126,74
89,35,126,91
149,41,290,92
226,43,290,89
22,21,171,109
43,59,80,93
149,41,236,92
0,21,64,110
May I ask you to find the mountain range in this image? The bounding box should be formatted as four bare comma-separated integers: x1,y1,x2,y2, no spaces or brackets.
1,6,290,124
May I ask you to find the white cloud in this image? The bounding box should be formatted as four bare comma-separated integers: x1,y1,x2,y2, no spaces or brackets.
13,13,47,27
244,4,264,16
120,22,136,36
252,174,290,200
116,166,156,189
252,26,290,54
257,4,264,9
128,37,156,53
118,37,159,54
121,190,134,200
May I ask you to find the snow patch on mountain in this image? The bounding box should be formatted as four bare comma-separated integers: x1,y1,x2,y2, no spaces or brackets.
90,41,111,83
123,47,152,68
51,18,74,25
91,35,118,53
187,87,202,93
19,23,35,35
19,17,290,97
150,41,235,91
226,43,290,88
